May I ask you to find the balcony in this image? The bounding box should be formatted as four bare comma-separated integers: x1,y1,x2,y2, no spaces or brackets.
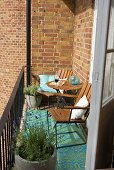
0,0,92,169
1,0,114,169
0,67,87,169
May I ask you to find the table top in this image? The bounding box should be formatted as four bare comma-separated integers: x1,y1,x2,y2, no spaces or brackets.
47,81,82,91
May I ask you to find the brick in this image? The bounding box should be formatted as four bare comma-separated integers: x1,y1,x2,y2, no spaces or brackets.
0,0,26,114
41,4,54,8
45,33,58,37
42,52,53,56
42,45,54,49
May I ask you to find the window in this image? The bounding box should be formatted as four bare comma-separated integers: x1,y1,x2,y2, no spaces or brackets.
103,0,114,104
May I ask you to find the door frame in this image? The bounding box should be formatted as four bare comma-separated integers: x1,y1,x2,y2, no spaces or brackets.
85,0,111,169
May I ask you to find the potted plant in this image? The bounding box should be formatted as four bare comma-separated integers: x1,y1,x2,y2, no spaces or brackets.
15,127,57,170
24,84,42,109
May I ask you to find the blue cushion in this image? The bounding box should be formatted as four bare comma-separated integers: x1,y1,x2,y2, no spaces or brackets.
48,75,55,82
39,74,56,93
40,84,57,93
39,75,49,85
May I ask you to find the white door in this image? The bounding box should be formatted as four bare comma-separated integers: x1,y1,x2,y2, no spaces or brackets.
86,0,114,169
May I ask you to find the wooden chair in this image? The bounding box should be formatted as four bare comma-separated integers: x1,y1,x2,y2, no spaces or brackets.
47,82,91,148
32,68,73,84
32,68,73,108
57,68,73,79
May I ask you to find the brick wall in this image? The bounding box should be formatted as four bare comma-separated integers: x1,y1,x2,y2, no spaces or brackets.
0,0,94,114
0,0,26,115
73,0,94,81
31,0,74,75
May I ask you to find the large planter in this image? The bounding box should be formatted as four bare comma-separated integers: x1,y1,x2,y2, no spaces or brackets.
15,148,57,170
26,95,42,109
36,95,42,107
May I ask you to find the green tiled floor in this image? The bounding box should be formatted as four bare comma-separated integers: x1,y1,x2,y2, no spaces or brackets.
24,109,86,170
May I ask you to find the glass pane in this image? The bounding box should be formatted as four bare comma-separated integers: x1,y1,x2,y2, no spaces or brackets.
103,53,114,103
107,0,114,49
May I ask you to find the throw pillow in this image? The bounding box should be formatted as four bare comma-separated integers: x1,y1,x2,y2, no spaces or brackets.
39,74,57,93
71,95,88,119
40,84,57,93
48,75,55,82
39,75,49,85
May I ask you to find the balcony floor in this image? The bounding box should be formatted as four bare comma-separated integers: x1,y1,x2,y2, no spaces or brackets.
23,109,86,170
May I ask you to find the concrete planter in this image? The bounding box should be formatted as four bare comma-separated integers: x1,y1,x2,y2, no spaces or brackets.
26,95,42,109
15,148,57,170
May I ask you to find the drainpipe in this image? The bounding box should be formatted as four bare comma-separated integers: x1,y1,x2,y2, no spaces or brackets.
26,0,31,85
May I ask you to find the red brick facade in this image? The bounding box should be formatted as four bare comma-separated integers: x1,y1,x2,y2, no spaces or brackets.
73,0,93,81
0,0,26,114
0,0,94,114
31,0,94,81
31,0,74,74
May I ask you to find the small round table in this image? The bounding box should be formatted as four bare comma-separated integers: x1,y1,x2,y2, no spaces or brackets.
47,81,82,92
47,81,82,106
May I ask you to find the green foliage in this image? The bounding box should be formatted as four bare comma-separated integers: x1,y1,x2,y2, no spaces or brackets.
16,127,54,161
24,85,38,96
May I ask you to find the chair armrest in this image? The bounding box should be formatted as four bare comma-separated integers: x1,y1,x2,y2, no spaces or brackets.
60,105,90,109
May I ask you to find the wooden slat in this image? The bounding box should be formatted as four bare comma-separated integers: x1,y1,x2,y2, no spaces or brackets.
60,69,65,79
57,69,73,79
87,88,91,102
84,84,91,98
76,82,88,102
57,69,62,78
63,70,68,79
66,70,73,79
86,85,91,102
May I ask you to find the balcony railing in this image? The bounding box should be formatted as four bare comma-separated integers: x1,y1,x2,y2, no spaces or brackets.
0,67,25,170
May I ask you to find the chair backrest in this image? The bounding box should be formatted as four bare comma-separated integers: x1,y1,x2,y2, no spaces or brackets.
76,82,91,104
70,82,91,122
57,69,73,79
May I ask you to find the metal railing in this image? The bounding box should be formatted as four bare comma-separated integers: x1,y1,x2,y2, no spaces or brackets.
0,67,25,170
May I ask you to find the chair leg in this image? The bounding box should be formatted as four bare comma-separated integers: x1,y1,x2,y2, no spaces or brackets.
78,123,87,143
47,111,49,133
75,123,79,128
55,123,57,149
48,96,50,108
